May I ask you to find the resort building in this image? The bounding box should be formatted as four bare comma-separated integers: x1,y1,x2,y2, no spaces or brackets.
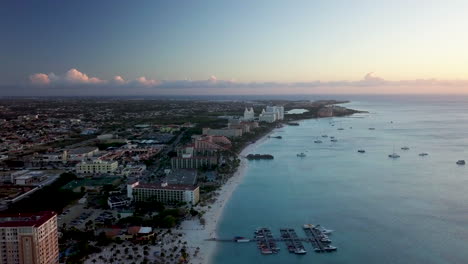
75,160,118,174
243,107,255,121
0,211,59,264
127,182,200,205
259,106,284,123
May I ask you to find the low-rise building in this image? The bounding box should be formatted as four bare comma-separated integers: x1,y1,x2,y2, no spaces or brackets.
67,147,99,161
75,160,118,174
107,196,130,209
202,127,243,138
127,182,199,205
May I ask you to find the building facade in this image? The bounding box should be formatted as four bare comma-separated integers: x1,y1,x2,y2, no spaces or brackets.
0,211,59,264
243,107,255,121
75,160,118,174
127,182,199,205
259,106,284,123
202,128,243,138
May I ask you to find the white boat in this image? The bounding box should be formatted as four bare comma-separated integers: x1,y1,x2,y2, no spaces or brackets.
388,153,400,158
294,248,307,254
234,236,250,243
456,160,465,165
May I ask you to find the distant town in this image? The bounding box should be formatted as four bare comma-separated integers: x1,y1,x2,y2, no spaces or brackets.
0,98,359,264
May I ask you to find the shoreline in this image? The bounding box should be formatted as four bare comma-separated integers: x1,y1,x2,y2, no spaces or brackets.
180,130,274,264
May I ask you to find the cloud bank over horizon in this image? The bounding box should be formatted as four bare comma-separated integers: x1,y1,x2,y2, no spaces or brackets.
8,68,468,96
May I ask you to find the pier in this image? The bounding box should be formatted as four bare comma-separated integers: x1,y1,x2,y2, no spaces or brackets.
208,224,338,256
280,228,307,254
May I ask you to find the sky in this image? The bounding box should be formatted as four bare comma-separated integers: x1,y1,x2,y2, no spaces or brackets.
2,0,468,95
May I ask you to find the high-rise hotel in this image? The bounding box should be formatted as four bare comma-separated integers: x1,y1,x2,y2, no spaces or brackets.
0,211,59,264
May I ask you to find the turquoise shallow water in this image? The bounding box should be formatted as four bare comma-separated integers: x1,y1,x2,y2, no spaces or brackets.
212,96,468,264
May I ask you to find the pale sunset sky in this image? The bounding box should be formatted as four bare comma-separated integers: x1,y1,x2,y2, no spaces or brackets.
1,0,468,95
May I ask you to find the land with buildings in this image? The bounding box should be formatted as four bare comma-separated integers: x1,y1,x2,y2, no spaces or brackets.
0,98,360,264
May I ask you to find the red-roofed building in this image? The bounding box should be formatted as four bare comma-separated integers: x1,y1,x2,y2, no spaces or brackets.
0,211,58,264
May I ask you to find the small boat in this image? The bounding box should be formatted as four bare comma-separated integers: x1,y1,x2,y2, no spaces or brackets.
337,128,344,130
357,149,365,153
294,248,307,255
388,153,400,158
314,140,323,143
456,160,465,165
330,139,338,142
401,146,410,150
324,246,338,252
297,153,306,158
418,153,428,156
330,136,335,139
368,128,375,130
321,135,328,138
234,236,250,243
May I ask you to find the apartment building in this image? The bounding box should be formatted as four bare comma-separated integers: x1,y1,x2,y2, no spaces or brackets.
0,211,59,264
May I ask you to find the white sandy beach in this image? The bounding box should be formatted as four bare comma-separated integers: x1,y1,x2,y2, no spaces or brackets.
180,132,272,264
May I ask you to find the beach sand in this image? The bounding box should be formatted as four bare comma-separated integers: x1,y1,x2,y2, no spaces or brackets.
180,133,272,264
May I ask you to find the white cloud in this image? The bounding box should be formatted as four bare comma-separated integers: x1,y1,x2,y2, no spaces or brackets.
27,69,468,94
135,76,159,86
65,68,105,84
29,73,50,85
113,75,126,84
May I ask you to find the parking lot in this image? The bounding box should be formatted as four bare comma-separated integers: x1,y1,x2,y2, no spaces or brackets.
58,204,118,230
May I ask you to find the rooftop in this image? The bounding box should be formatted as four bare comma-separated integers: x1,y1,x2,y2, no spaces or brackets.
0,211,56,228
68,146,98,155
134,183,198,191
166,169,197,186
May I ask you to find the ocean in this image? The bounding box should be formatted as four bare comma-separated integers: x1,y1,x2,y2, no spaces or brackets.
211,95,468,264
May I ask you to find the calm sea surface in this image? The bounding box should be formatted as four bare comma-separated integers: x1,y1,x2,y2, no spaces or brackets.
212,95,468,264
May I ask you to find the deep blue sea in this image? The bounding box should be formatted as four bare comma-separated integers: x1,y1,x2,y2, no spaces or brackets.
212,95,468,264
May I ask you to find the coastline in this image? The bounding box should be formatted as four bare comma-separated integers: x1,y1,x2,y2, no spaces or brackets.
180,130,274,264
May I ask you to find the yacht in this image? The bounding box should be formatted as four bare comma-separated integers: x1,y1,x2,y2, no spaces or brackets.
294,248,307,255
401,146,410,150
324,245,338,252
456,160,465,165
418,153,428,156
297,153,306,158
357,149,366,153
388,153,400,158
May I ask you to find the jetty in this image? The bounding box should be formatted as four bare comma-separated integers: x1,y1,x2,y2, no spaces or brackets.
280,228,307,254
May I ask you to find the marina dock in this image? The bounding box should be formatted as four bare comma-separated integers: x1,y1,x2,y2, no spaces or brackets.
208,224,338,256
